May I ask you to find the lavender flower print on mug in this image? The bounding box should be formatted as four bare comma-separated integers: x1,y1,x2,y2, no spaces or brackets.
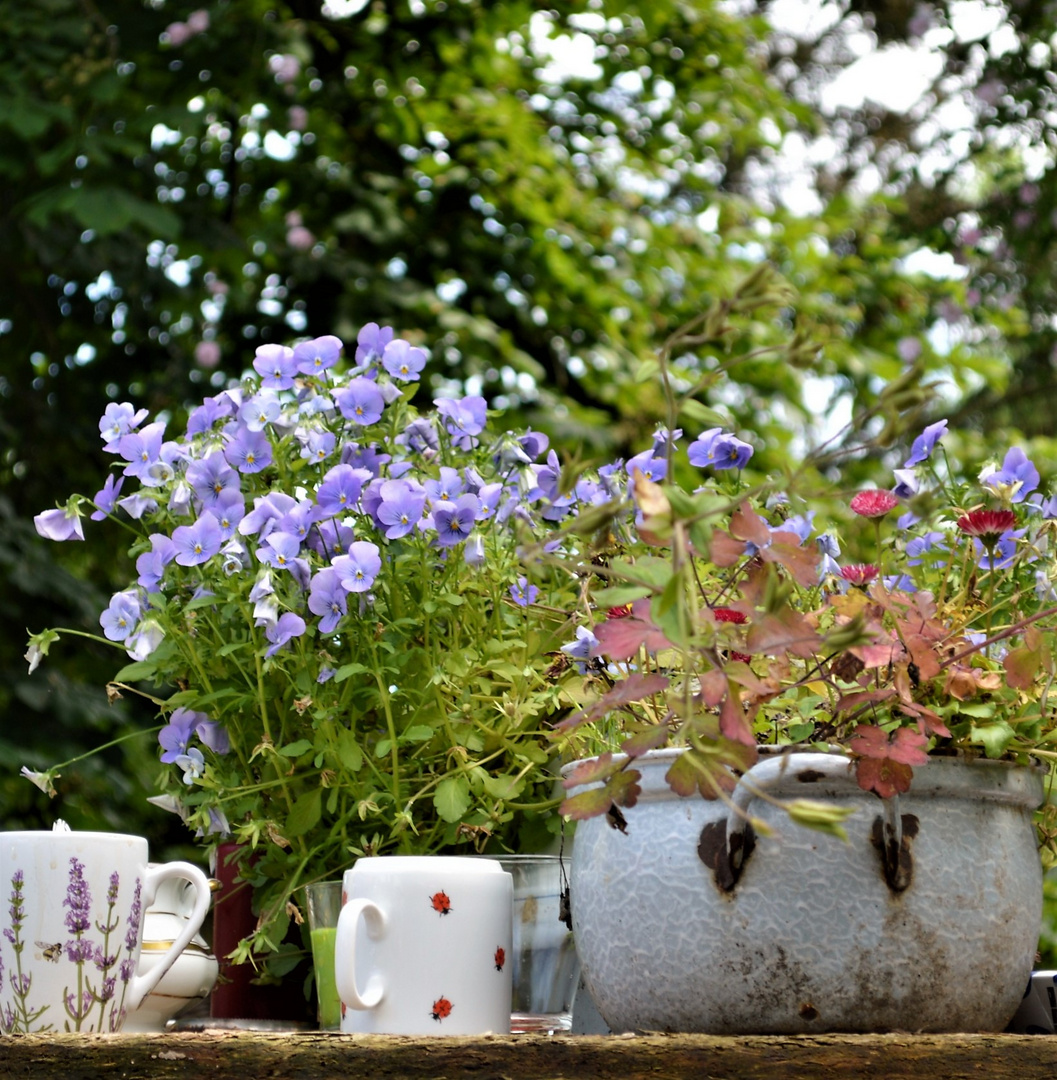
0,829,209,1035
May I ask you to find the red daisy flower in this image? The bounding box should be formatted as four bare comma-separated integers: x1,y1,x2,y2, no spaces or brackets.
850,490,899,518
713,608,750,663
840,564,879,586
606,604,634,620
956,509,1016,543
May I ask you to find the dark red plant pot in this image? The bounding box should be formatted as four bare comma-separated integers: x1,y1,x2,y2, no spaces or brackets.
209,842,313,1023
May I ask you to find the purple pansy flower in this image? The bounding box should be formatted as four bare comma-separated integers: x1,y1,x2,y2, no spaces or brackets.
397,417,439,455
34,505,85,542
432,493,480,546
355,322,394,367
301,429,336,464
171,513,223,566
626,449,667,484
316,464,370,517
137,533,177,590
238,492,298,540
253,343,298,390
377,479,427,539
307,518,355,559
561,626,599,673
256,531,307,575
211,489,246,539
333,541,382,593
982,447,1039,503
91,474,125,521
238,390,281,432
425,466,464,505
509,577,538,607
688,428,754,470
159,708,228,762
333,378,385,426
435,396,487,451
117,493,158,520
308,567,348,633
265,612,307,657
903,419,948,467
186,394,233,437
294,334,343,375
100,591,142,642
187,452,241,508
224,426,273,474
99,402,149,450
382,339,427,381
340,442,391,476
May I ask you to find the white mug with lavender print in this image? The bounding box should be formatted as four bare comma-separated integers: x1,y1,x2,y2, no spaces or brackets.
0,825,210,1034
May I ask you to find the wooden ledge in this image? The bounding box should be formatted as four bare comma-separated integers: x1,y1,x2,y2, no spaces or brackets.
2,1030,1055,1080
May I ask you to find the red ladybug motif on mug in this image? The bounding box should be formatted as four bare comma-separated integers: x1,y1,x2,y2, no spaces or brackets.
494,946,505,971
429,890,452,915
430,996,453,1021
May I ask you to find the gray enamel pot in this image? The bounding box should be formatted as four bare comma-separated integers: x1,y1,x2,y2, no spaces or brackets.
564,748,1044,1034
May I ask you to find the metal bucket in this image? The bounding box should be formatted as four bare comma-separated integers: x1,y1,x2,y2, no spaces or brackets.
565,748,1044,1033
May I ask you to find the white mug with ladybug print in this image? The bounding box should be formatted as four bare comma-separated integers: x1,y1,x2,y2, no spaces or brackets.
334,856,512,1035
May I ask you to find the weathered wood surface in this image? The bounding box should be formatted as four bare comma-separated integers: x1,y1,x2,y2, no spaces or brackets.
0,1031,1055,1080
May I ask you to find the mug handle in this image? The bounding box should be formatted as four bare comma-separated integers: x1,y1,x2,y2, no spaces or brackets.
125,861,212,1011
334,897,387,1010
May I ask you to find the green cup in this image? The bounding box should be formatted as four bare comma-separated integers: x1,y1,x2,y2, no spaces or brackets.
304,880,344,1030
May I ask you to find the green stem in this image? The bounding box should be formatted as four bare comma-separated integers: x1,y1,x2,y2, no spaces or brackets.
369,639,402,809
44,725,161,773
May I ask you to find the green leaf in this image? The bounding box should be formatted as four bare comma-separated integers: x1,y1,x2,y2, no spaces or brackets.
956,702,997,719
284,788,322,838
677,398,729,431
401,724,435,743
785,799,855,841
592,585,652,608
111,660,157,683
278,739,314,758
434,775,472,822
482,774,525,800
969,720,1016,759
335,663,370,683
336,730,364,772
788,721,816,742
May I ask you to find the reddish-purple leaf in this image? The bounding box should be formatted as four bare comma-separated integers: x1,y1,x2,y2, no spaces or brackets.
560,752,616,790
887,726,929,766
1004,643,1041,691
745,609,821,659
847,723,890,760
719,688,755,747
900,702,951,739
621,724,674,758
554,672,670,731
729,503,773,547
904,634,942,680
855,756,914,798
761,538,820,589
834,688,895,716
696,669,727,707
593,600,674,661
709,530,746,568
664,741,758,799
608,769,642,809
560,785,617,820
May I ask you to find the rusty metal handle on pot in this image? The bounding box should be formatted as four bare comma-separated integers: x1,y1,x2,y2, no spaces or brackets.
698,753,908,892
